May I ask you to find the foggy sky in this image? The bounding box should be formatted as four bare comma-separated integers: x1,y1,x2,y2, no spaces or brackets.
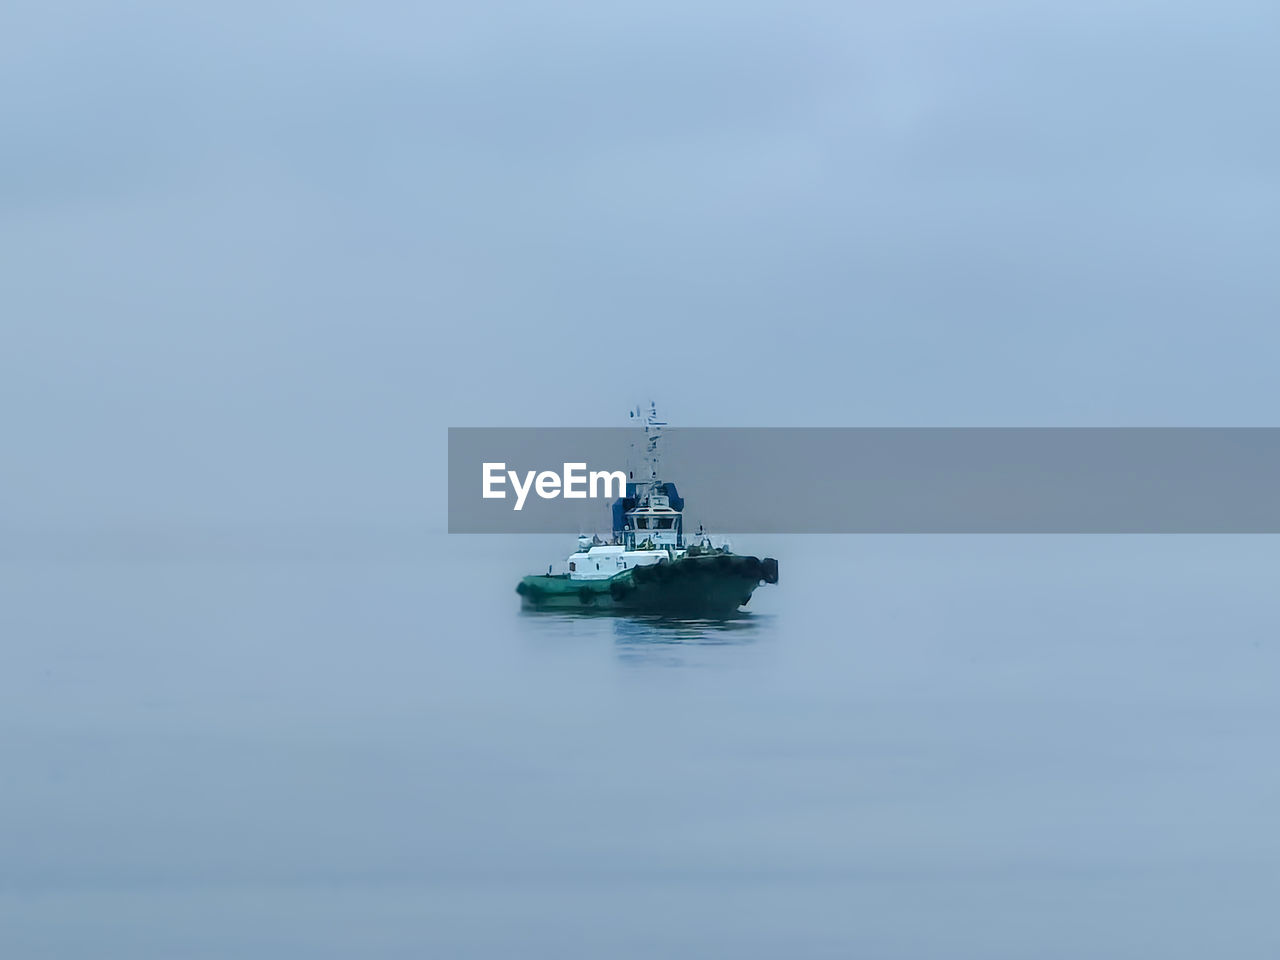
3,0,1277,529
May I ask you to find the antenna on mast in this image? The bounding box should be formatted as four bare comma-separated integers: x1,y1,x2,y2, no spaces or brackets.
642,401,667,491
627,403,668,496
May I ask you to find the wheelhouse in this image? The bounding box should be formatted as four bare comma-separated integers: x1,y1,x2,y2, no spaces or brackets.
622,495,683,550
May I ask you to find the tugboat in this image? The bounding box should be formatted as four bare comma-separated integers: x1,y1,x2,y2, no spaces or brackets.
516,405,779,615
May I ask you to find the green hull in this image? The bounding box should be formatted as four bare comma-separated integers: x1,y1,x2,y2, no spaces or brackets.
517,553,778,616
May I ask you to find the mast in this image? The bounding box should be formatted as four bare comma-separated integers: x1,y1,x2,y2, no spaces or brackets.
621,403,684,548
629,401,667,501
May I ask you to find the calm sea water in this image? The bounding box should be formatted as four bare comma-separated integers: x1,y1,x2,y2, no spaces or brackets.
2,534,1277,958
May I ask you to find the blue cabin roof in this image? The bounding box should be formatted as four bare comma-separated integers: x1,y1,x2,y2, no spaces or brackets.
611,482,684,534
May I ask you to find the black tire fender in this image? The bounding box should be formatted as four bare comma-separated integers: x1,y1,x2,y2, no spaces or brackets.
761,557,779,584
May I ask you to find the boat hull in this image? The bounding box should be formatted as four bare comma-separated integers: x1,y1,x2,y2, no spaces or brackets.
517,554,778,616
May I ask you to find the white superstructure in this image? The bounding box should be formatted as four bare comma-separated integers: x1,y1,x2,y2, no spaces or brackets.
561,403,710,580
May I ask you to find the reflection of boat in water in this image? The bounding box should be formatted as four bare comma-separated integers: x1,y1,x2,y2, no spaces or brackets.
517,405,779,616
518,607,768,668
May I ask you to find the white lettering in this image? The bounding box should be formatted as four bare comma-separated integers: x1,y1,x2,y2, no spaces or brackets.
486,464,626,509
535,470,561,499
509,469,536,511
562,462,587,499
591,469,627,499
482,463,506,499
